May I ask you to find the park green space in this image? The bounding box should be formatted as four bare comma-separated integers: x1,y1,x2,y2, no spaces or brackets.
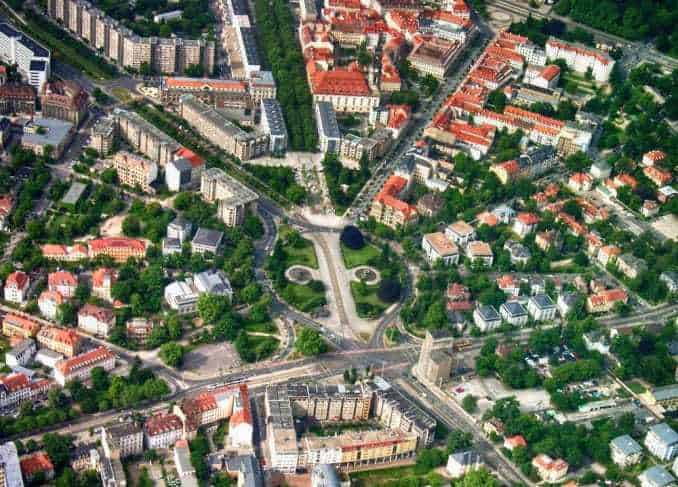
279,225,318,269
341,242,380,269
350,282,388,319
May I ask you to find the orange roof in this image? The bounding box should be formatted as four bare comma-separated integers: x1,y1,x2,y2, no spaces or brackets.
540,64,560,81
467,241,492,256
643,150,666,163
0,194,12,215
644,166,672,185
56,346,114,375
20,453,54,478
505,435,527,449
39,290,64,305
3,314,41,333
48,270,77,288
589,288,627,306
229,384,253,427
174,147,205,168
310,67,371,96
89,237,146,253
497,274,517,289
477,211,499,226
175,439,189,448
424,232,459,256
78,303,114,323
374,175,417,216
546,38,611,65
144,413,183,436
329,0,361,8
164,77,247,92
569,172,593,185
6,271,28,289
92,268,117,288
0,372,30,392
614,174,638,188
517,212,539,225
38,326,82,347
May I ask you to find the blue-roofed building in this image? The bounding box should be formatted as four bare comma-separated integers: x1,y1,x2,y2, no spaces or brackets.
645,423,678,461
260,98,287,154
500,301,528,326
527,293,557,322
610,434,642,467
0,23,50,91
473,305,501,332
639,465,676,487
315,101,341,153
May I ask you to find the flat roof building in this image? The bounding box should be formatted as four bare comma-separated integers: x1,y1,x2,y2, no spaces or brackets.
21,117,74,158
260,98,287,154
315,101,341,153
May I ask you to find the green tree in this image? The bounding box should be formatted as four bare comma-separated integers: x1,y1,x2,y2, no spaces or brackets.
295,326,328,356
159,342,186,368
462,394,478,413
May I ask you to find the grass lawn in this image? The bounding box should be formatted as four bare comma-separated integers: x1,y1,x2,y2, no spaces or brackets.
281,282,326,313
242,334,279,362
627,380,647,395
280,225,318,269
244,321,277,334
350,466,444,487
341,243,380,269
111,87,133,103
350,282,388,319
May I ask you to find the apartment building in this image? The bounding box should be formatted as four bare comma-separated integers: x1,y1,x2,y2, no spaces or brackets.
101,422,144,459
5,339,36,368
532,454,568,483
407,36,461,79
489,145,558,185
78,304,115,337
645,423,678,461
610,434,642,468
0,373,50,408
416,331,453,385
268,383,372,422
0,83,37,115
144,413,183,449
173,384,253,448
369,175,418,228
586,288,628,313
315,101,341,153
37,326,83,357
48,0,215,74
4,271,30,304
527,294,557,322
180,94,268,160
309,66,379,113
89,116,116,155
260,98,288,154
371,386,437,447
54,346,115,386
160,77,251,109
110,151,158,192
113,108,181,166
545,38,614,82
421,232,459,265
201,168,259,226
473,305,501,332
0,442,22,487
466,241,494,266
87,237,146,262
47,270,78,299
445,221,475,247
0,23,50,91
91,268,117,302
2,314,41,339
41,81,88,126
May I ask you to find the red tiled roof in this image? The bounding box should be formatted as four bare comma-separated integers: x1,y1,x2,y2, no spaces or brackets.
78,303,114,323
540,64,560,81
3,314,41,334
48,270,77,288
39,290,64,305
20,453,54,478
164,77,247,92
38,326,82,347
144,413,183,436
229,384,253,427
516,212,539,225
174,147,205,168
0,372,30,392
643,150,666,163
56,346,114,375
92,268,117,288
374,175,417,216
88,237,146,253
0,194,12,215
6,271,28,289
310,67,371,96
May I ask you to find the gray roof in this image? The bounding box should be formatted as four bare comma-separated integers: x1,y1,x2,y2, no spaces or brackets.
449,450,481,466
316,101,340,139
640,465,675,487
169,157,192,173
261,98,287,137
312,464,341,487
477,305,500,321
22,118,73,147
194,269,232,295
226,455,263,487
0,23,49,58
0,442,22,487
192,227,223,248
530,293,555,310
652,385,678,402
61,182,87,206
610,434,642,457
649,423,678,446
239,27,260,67
502,301,527,317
